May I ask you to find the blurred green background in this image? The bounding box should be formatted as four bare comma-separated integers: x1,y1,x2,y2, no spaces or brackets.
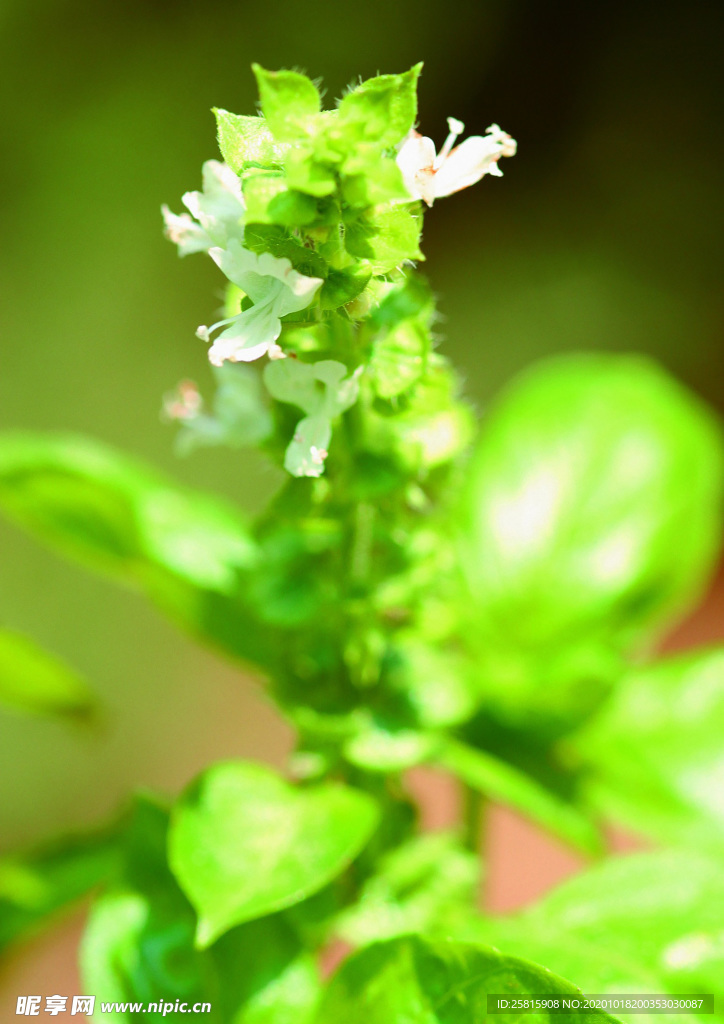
1,0,723,853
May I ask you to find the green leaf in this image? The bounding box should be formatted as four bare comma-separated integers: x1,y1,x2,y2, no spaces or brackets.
0,432,271,669
214,108,287,173
337,64,422,148
0,825,120,954
462,353,724,728
168,761,379,947
461,849,724,1022
0,432,256,590
337,832,478,946
345,202,423,274
316,934,618,1024
212,914,320,1024
81,797,207,1022
578,645,724,851
0,627,94,721
437,739,603,855
252,65,321,142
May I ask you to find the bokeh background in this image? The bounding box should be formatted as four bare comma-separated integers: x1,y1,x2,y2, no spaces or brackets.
1,0,723,1008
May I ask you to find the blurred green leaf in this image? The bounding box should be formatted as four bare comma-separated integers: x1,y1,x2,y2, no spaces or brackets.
168,761,379,947
0,825,120,954
578,645,724,852
316,934,618,1024
0,432,256,590
438,739,603,855
0,431,273,669
252,65,321,142
213,109,287,173
212,914,320,1024
336,832,478,946
462,353,724,727
0,627,95,721
81,798,205,1016
460,850,724,1023
337,65,422,149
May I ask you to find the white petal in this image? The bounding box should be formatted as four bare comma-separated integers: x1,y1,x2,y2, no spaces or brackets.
206,301,280,365
161,205,211,256
396,131,437,204
432,135,504,198
209,240,323,314
181,160,245,248
284,413,333,478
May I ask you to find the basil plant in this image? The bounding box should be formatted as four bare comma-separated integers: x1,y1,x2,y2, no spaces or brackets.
2,63,723,1024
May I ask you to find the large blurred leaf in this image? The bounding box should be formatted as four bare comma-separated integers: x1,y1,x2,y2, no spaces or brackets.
438,739,603,855
315,934,618,1024
0,825,120,954
461,353,724,727
0,627,94,720
578,645,724,851
460,849,724,1023
168,761,379,947
0,432,272,668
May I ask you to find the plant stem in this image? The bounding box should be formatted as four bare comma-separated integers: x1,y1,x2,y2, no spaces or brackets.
462,783,485,853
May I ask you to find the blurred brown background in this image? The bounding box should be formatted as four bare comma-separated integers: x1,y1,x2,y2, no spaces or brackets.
1,0,723,1009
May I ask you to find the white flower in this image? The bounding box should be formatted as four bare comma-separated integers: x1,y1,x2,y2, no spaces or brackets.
263,358,362,477
396,118,517,206
197,239,324,365
162,160,245,255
